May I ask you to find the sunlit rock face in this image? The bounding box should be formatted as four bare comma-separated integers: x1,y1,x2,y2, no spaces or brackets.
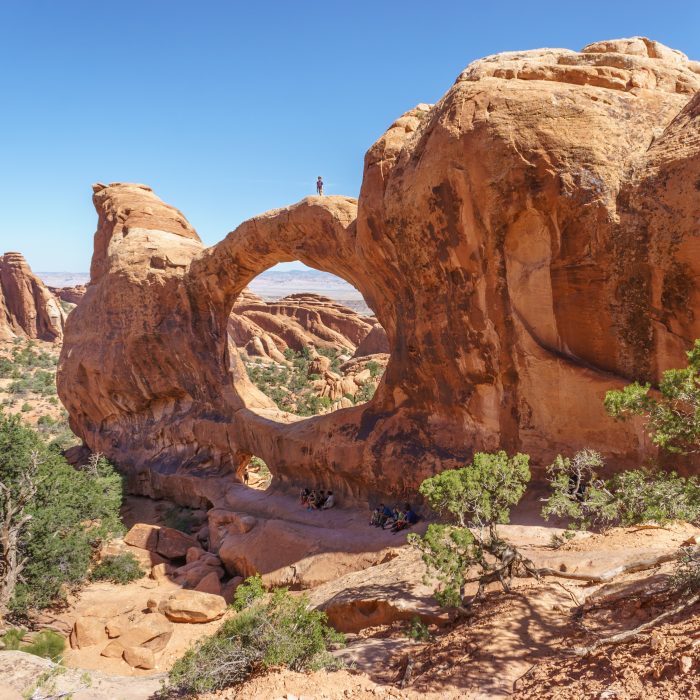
0,251,65,342
58,38,700,500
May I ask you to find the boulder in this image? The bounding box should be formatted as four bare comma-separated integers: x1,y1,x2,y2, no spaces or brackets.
105,621,122,639
194,571,221,596
158,590,226,623
221,576,244,604
123,524,160,552
100,640,125,658
156,527,198,559
125,612,173,652
123,645,156,670
150,562,176,581
69,617,106,649
186,546,205,564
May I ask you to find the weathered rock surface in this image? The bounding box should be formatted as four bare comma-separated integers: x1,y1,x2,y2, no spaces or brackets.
49,284,87,305
59,38,700,500
0,252,65,341
158,590,226,623
230,290,375,361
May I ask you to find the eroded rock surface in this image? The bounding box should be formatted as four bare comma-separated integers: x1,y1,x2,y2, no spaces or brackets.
59,38,700,499
230,290,375,361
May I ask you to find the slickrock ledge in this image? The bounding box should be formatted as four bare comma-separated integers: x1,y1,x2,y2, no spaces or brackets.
59,37,700,500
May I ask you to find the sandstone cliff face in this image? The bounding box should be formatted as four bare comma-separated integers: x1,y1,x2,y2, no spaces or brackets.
58,38,700,500
0,252,66,342
229,291,375,362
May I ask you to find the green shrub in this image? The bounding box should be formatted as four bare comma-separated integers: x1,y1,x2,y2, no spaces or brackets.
165,587,343,696
406,616,431,642
605,338,700,454
0,413,124,614
20,402,31,413
409,451,533,607
22,630,65,662
232,574,265,611
1,627,24,650
91,553,144,584
0,628,65,661
541,450,700,530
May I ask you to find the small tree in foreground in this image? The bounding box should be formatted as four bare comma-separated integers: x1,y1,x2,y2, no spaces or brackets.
604,338,700,454
408,451,537,607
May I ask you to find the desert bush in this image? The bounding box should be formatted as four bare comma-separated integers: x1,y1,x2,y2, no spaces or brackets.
605,338,700,454
165,582,343,696
22,630,65,662
541,450,700,530
1,627,24,649
231,573,265,611
673,546,700,592
0,413,124,614
408,451,534,607
406,616,431,642
355,383,376,403
0,628,65,661
91,553,144,584
366,360,381,378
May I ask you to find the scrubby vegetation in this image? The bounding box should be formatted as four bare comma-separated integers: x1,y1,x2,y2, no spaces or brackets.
91,552,144,584
605,338,700,454
163,576,343,696
1,627,65,661
0,413,124,616
542,449,700,530
409,451,535,607
0,339,78,450
244,346,383,416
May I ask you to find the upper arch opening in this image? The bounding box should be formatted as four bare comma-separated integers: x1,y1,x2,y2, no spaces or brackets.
228,267,389,417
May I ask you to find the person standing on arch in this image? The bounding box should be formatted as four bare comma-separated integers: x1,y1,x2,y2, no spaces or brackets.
316,176,324,196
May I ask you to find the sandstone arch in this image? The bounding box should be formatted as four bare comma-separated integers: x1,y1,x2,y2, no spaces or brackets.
58,37,700,502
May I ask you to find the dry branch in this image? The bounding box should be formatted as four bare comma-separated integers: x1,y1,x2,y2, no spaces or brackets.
571,591,700,656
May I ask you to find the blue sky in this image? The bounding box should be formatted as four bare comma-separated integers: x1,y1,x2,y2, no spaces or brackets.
1,1,698,272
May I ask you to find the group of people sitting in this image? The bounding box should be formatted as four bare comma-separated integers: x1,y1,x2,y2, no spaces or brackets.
370,503,420,532
300,488,335,510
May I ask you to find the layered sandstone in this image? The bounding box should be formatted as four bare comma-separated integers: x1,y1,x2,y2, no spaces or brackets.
59,38,700,500
0,252,66,342
230,290,375,361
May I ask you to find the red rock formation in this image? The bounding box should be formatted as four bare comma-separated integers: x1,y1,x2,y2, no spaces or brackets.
58,38,700,500
0,252,66,342
49,285,87,306
229,291,374,361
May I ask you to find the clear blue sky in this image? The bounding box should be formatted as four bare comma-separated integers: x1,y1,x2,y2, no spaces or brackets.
1,1,698,272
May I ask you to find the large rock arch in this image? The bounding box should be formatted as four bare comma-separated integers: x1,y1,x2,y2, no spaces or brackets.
58,37,700,502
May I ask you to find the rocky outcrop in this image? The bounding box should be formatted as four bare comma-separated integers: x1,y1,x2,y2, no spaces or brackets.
0,252,66,342
230,291,375,361
49,284,87,306
59,38,700,500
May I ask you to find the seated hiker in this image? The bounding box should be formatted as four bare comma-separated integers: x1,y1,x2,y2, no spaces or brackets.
321,490,335,509
300,487,311,507
306,489,318,511
370,506,383,527
310,490,326,510
393,503,419,532
383,506,404,530
403,503,420,525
